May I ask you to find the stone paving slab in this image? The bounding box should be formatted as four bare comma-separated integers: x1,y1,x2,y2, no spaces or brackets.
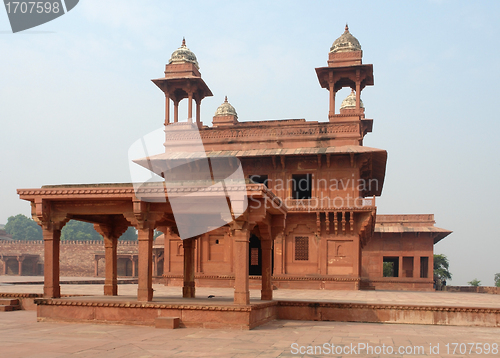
0,310,499,357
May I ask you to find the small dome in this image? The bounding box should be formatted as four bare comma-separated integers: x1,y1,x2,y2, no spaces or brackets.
330,25,362,53
169,38,199,68
340,90,364,110
215,96,238,118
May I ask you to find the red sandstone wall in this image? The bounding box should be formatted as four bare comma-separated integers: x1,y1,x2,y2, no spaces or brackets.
0,240,137,277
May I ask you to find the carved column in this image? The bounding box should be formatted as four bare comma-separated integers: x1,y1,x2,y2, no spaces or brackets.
233,227,250,305
42,223,62,298
355,72,361,111
182,237,195,298
188,92,193,123
329,82,335,118
137,224,154,301
17,256,24,276
164,93,170,126
130,256,136,277
94,257,99,277
95,221,128,296
173,100,179,123
195,99,201,126
104,236,118,295
261,239,272,300
273,233,283,275
1,258,6,275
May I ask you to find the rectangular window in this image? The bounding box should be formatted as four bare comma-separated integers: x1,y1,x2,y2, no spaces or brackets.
249,175,268,187
294,236,309,261
383,256,399,277
292,174,312,199
402,256,414,278
420,257,429,278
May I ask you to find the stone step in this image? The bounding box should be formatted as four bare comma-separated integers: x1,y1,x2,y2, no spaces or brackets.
0,299,19,306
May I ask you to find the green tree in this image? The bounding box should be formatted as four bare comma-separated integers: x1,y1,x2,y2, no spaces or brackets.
383,262,394,277
60,220,102,241
468,278,481,287
119,227,137,241
5,214,42,240
433,254,452,281
494,273,500,288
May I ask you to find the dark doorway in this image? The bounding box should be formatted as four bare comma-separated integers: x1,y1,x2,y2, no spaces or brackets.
292,174,312,199
249,234,262,275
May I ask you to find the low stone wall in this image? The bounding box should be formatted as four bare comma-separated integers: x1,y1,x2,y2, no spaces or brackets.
444,286,500,294
0,240,138,277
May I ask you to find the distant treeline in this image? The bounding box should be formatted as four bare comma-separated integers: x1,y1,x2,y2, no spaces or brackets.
4,214,138,241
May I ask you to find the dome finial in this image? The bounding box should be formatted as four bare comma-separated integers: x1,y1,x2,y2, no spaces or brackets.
169,38,199,68
330,25,361,53
224,96,228,103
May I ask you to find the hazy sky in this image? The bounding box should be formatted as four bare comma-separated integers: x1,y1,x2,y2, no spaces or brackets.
1,0,499,285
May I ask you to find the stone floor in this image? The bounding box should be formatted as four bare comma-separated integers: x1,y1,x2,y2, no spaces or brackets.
1,277,499,357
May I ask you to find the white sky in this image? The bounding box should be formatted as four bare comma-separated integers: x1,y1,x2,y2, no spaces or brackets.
1,0,499,285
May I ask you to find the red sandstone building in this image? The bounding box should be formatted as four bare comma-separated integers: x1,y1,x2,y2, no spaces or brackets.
16,27,451,309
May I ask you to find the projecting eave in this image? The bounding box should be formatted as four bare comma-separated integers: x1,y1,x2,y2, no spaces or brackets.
375,225,452,244
133,145,387,197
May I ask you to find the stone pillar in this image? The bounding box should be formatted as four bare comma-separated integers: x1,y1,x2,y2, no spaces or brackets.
43,225,61,298
164,93,170,126
195,99,201,126
104,236,118,296
183,238,195,298
188,92,193,123
1,258,6,275
131,257,136,277
94,257,99,277
17,256,24,276
174,100,179,123
261,239,272,300
399,256,403,278
329,82,335,117
137,226,154,301
233,228,250,305
273,234,283,275
355,80,361,111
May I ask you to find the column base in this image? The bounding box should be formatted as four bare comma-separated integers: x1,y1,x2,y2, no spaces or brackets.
137,288,153,302
261,289,272,301
182,286,195,298
104,284,118,296
44,286,60,299
234,291,250,305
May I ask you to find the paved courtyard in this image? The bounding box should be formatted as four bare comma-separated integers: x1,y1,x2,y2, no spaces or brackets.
0,277,499,357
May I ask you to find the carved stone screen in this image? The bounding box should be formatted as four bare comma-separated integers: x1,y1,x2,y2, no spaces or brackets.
294,236,309,261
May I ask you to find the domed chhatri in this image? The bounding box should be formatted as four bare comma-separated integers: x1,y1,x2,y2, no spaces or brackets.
330,24,362,53
169,38,199,68
340,90,364,110
215,96,238,118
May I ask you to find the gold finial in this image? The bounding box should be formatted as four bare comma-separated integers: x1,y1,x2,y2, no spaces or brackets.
182,37,186,47
345,23,349,32
224,96,228,103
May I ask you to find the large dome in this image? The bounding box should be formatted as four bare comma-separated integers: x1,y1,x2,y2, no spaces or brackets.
340,90,364,110
169,38,199,68
330,25,362,53
215,96,238,118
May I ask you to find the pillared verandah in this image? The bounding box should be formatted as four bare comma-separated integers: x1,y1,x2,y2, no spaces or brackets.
17,27,450,311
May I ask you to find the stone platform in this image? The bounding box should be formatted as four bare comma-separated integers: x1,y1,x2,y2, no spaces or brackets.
35,296,277,330
34,295,500,329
